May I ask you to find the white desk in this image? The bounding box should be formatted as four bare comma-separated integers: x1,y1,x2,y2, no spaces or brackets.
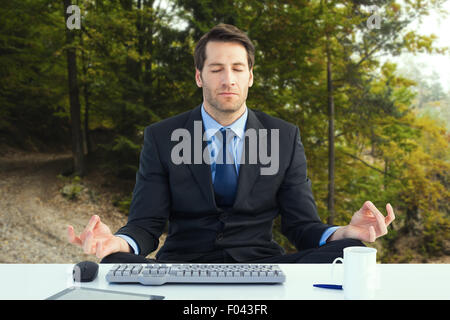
0,264,449,300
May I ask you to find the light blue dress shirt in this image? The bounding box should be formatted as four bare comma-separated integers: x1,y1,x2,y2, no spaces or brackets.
118,103,338,255
201,103,247,182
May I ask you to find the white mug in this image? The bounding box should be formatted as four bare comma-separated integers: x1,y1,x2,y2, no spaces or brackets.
332,246,378,299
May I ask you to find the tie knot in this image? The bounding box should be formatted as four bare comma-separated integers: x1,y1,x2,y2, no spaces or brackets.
216,128,234,165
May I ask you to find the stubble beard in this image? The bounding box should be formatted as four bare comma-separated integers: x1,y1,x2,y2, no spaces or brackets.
203,85,248,115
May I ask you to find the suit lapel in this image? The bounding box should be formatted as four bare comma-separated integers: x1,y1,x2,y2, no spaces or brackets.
184,104,216,208
184,104,265,211
232,108,265,210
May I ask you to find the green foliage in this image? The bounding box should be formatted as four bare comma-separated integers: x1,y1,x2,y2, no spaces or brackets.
99,135,141,179
0,0,70,149
113,193,133,215
58,175,84,200
421,210,450,257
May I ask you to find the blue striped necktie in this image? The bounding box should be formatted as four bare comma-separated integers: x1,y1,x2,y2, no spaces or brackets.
213,128,238,207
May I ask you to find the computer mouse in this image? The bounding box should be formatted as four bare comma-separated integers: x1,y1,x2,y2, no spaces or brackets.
73,261,99,282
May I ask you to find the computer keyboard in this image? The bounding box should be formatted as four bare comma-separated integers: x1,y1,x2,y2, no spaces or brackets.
106,263,286,285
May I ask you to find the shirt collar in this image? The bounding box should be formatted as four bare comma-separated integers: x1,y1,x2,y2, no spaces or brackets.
201,102,248,141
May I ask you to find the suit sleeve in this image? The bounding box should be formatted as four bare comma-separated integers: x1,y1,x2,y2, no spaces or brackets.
277,126,334,250
114,126,171,257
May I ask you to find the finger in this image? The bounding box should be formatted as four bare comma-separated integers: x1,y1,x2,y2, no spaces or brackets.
67,225,82,246
83,215,99,235
385,203,395,226
369,203,388,236
363,200,373,208
83,230,96,255
362,201,377,218
367,201,384,217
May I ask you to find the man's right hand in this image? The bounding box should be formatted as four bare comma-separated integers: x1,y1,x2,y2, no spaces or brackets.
67,215,130,259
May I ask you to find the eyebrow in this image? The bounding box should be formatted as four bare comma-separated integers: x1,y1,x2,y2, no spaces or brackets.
207,62,247,67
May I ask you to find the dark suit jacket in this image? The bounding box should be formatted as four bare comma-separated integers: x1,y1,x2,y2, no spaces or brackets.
115,104,333,262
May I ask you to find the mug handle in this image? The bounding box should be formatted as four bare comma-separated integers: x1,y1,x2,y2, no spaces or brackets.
331,257,344,285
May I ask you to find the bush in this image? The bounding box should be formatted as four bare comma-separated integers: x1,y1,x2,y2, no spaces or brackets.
59,175,84,200
421,210,450,258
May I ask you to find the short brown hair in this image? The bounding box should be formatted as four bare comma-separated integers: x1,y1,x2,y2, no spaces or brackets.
194,23,255,72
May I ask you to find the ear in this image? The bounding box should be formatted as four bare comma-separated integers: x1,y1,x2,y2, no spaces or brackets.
195,68,203,88
248,67,254,87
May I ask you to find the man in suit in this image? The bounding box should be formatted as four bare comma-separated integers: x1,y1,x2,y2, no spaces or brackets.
67,24,395,263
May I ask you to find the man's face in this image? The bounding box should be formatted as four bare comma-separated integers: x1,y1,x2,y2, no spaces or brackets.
195,41,253,115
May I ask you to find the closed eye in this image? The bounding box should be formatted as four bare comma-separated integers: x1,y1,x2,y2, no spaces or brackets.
212,69,244,73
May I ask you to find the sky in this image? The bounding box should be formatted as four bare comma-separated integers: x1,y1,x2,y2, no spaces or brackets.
391,1,450,91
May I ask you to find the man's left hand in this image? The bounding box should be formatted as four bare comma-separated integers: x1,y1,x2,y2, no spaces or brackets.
329,201,395,243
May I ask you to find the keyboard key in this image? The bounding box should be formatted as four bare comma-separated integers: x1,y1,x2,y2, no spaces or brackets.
131,265,142,275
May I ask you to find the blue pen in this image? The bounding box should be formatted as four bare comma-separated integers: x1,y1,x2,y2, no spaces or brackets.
313,284,343,290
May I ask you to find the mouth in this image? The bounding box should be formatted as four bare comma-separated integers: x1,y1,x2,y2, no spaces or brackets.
219,92,238,96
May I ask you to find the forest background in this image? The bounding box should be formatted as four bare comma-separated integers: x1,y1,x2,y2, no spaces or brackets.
0,0,449,263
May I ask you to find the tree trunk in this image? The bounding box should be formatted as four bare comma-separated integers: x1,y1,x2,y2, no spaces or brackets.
80,33,92,154
63,0,85,176
326,35,335,225
143,0,154,109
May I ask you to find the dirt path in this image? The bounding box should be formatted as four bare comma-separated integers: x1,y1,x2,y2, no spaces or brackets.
0,150,145,263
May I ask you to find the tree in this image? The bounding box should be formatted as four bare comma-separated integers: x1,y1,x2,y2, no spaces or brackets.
0,0,70,150
63,0,85,176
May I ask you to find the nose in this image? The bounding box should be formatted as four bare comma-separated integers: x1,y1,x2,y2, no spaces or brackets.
221,68,236,87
